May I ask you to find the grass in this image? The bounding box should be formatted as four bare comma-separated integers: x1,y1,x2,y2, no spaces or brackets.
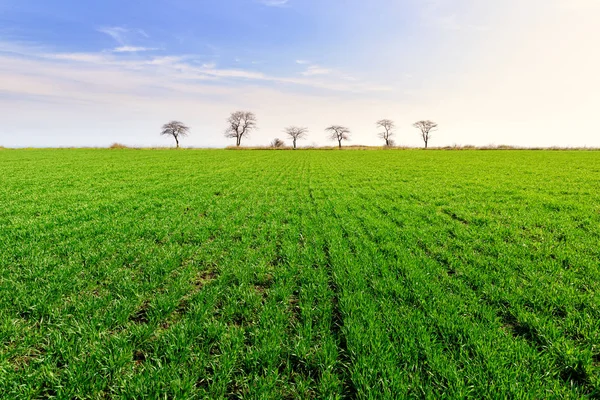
0,149,599,399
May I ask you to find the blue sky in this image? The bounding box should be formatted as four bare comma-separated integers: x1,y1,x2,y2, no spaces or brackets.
1,0,599,147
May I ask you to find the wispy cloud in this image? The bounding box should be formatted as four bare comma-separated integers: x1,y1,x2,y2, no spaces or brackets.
301,65,332,76
46,52,109,63
258,0,290,7
96,27,160,55
98,26,150,45
112,46,159,53
296,61,355,81
0,42,391,98
97,27,129,45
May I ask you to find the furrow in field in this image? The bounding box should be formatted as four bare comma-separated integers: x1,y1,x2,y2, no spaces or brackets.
308,153,598,397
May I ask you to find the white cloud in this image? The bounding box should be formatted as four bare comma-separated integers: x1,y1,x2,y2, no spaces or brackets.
301,65,332,76
258,0,290,7
294,61,355,83
112,46,158,53
146,56,190,66
97,26,150,46
46,52,109,63
0,43,390,95
97,27,129,45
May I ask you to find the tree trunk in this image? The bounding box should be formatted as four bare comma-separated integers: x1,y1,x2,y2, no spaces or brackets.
338,139,342,149
175,136,179,149
237,137,241,147
424,140,428,149
293,139,297,149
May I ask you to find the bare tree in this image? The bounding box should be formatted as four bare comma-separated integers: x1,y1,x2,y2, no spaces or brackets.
161,121,190,148
284,126,308,149
225,111,257,147
376,119,396,146
413,120,438,149
270,138,285,148
326,125,350,149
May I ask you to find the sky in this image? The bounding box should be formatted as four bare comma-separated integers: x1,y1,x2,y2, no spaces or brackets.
0,0,599,148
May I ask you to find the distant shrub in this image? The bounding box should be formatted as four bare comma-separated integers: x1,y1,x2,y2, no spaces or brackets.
270,138,285,148
479,144,518,150
109,143,128,149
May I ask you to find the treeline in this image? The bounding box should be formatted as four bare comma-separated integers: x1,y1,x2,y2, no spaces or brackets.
160,111,439,149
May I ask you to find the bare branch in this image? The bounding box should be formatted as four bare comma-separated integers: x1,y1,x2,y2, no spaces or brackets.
284,126,308,149
160,120,190,148
376,119,396,146
325,125,351,149
225,111,258,147
413,120,438,149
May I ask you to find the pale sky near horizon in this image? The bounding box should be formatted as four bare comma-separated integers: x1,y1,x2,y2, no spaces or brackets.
0,0,599,148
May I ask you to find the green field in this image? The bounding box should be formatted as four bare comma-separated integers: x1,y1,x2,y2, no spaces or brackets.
1,149,599,399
